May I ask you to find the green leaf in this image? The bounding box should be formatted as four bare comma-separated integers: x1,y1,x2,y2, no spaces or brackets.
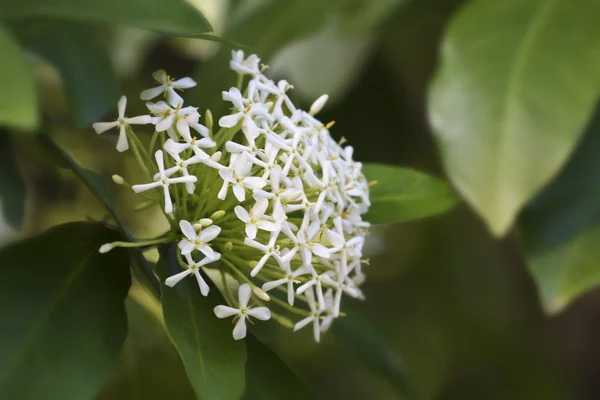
11,20,119,128
98,297,196,400
429,0,600,236
363,163,458,224
0,0,212,36
0,130,26,229
242,336,312,399
340,0,408,34
156,244,247,400
189,0,345,115
519,106,600,313
39,134,160,292
0,222,131,400
0,26,37,130
332,309,416,399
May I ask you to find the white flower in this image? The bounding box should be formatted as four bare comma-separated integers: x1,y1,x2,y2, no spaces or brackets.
252,166,302,223
158,150,206,194
229,50,261,76
140,70,196,107
146,101,200,139
178,220,221,258
214,283,271,340
244,232,280,277
165,252,220,295
262,262,309,306
234,199,279,239
218,87,271,144
293,289,323,342
218,156,266,201
92,96,153,152
131,150,197,213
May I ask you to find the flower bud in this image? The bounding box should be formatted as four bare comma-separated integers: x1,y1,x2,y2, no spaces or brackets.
199,218,213,227
224,242,233,251
112,175,125,185
205,109,213,130
210,210,226,220
193,223,203,231
211,151,222,162
252,286,271,301
99,243,113,253
309,94,329,115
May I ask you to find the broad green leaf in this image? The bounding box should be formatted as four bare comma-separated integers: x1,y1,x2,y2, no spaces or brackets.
0,222,131,400
190,0,345,115
156,245,246,400
332,309,416,399
0,0,212,36
519,106,600,313
98,297,195,400
363,163,458,224
429,0,600,236
40,134,160,292
340,0,407,34
242,336,312,399
0,131,26,228
11,20,119,128
0,26,37,130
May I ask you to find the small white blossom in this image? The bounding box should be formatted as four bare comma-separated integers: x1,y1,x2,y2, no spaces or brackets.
230,50,261,76
178,220,221,258
92,96,153,152
234,199,279,239
214,283,271,340
131,150,197,213
218,156,266,201
140,70,197,107
165,252,220,295
293,289,323,342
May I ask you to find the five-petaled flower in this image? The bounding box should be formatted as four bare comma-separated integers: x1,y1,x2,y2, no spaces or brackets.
214,283,271,340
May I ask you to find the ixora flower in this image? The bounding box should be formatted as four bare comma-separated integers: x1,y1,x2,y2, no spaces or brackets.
96,49,372,342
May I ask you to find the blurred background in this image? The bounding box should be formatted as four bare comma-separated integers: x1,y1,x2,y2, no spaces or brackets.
4,0,600,399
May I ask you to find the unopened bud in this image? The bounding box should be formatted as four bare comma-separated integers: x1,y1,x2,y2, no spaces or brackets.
134,200,155,211
325,120,335,129
310,94,329,115
99,243,113,253
199,218,213,227
193,223,203,231
224,242,233,251
248,260,258,268
210,210,226,220
271,314,294,329
205,109,213,130
112,175,125,185
252,286,271,301
211,151,222,162
368,180,379,188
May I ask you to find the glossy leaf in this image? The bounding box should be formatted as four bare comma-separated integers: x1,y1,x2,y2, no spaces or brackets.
40,134,160,292
12,20,119,128
363,163,458,224
190,0,344,115
0,26,37,130
242,336,312,399
0,0,211,35
98,297,196,400
520,106,600,313
156,245,247,400
429,0,600,236
0,222,131,399
0,131,26,229
332,308,416,399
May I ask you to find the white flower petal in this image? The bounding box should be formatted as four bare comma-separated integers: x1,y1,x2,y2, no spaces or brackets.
242,177,266,190
165,269,193,287
214,305,240,319
172,77,197,89
219,113,243,128
247,307,270,321
140,85,165,101
262,278,288,292
193,270,210,296
92,121,119,134
234,206,250,223
117,96,127,118
293,316,314,331
232,315,247,340
237,283,252,308
179,220,197,241
116,125,129,152
199,225,221,242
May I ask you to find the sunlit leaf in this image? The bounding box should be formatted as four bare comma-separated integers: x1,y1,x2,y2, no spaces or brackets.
0,0,212,35
363,163,458,224
520,106,600,313
0,26,37,130
0,222,130,400
429,0,600,236
11,20,119,128
156,244,247,400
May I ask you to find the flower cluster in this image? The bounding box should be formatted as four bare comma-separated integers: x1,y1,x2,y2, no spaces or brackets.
95,51,371,342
